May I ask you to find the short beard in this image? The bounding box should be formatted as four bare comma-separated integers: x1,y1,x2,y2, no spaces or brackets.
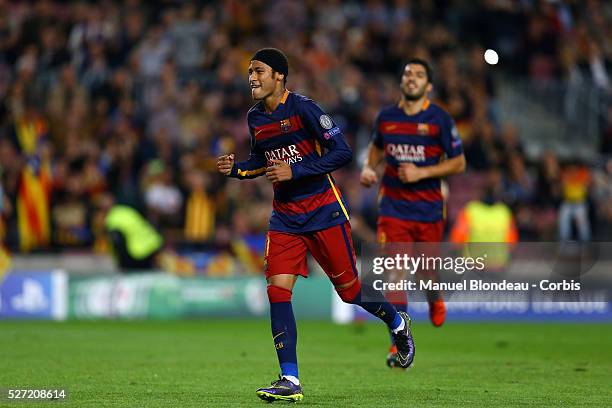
402,90,426,101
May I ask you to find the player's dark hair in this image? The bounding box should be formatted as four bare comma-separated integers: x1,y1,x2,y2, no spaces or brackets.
404,58,433,84
251,48,289,85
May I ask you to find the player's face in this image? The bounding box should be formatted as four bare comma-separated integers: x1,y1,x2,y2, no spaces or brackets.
248,60,281,100
400,64,431,101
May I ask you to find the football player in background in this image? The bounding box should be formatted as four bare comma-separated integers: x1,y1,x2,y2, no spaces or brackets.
361,58,465,366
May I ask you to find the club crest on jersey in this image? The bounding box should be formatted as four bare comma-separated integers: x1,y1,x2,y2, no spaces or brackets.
319,114,333,130
417,123,429,135
279,118,292,132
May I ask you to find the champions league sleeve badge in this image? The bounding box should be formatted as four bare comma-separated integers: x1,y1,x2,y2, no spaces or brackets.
319,114,333,130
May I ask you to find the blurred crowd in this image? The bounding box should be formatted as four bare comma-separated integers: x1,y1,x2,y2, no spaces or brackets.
1,0,612,268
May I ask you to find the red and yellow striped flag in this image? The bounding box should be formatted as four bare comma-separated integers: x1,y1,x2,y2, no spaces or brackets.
16,117,47,156
17,163,51,252
0,245,11,282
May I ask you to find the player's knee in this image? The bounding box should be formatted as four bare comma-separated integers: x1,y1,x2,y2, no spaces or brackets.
335,278,361,304
267,284,292,303
267,273,296,289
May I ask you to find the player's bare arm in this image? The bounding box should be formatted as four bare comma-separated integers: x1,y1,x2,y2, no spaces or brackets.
398,155,466,183
360,143,384,187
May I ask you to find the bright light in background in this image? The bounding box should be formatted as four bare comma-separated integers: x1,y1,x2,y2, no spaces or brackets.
484,49,499,65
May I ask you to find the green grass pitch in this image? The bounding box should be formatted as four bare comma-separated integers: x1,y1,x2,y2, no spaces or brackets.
0,320,610,407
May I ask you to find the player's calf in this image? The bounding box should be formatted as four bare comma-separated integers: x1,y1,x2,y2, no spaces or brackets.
336,278,415,359
267,284,300,387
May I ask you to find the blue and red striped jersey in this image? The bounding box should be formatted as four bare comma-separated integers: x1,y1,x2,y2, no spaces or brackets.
372,100,463,222
230,91,352,233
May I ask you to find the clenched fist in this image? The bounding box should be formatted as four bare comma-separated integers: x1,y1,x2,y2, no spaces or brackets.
360,166,378,187
217,154,235,176
398,162,425,183
266,159,292,183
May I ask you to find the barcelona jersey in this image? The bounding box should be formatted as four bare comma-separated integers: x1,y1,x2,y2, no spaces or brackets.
372,100,463,222
230,91,352,233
